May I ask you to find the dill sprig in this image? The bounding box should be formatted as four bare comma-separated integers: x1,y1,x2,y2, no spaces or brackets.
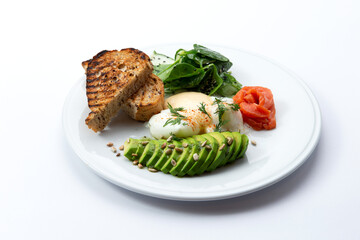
163,103,188,127
213,98,228,132
212,98,238,132
198,102,211,119
228,103,240,111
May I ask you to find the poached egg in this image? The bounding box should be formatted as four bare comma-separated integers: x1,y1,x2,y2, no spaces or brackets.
148,92,244,139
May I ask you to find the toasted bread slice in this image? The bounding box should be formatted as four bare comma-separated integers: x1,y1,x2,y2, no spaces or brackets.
121,73,165,121
84,48,152,132
83,57,165,122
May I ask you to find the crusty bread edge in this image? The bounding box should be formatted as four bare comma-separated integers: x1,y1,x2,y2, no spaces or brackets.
121,76,165,121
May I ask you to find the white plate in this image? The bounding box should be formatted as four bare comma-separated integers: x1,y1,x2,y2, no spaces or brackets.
63,44,321,201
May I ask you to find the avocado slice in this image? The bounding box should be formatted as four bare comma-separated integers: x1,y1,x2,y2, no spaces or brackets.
124,138,140,160
154,141,175,170
228,132,242,163
134,139,149,160
169,138,192,176
237,134,249,159
146,139,166,168
219,132,237,165
187,135,210,176
138,140,156,166
196,134,218,175
123,138,148,160
178,138,200,177
161,140,183,174
206,132,228,171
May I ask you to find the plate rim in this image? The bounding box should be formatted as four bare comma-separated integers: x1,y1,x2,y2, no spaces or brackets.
63,44,321,201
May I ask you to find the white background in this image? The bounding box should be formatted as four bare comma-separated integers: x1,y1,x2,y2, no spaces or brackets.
1,0,359,239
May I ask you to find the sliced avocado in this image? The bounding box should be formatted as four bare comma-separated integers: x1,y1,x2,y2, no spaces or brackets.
161,140,183,174
134,138,149,160
206,132,228,171
169,138,192,176
178,138,200,177
196,134,218,175
124,138,140,160
237,134,249,159
187,135,210,176
220,132,237,165
124,133,249,176
228,132,242,162
154,141,174,170
146,139,166,168
138,140,156,166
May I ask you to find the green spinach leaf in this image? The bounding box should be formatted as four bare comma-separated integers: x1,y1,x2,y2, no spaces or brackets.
193,44,229,62
214,61,233,73
163,63,203,83
165,70,206,90
151,44,242,97
153,63,172,75
216,72,242,97
197,64,223,95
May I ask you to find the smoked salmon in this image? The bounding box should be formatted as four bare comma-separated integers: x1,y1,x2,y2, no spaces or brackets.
233,86,276,130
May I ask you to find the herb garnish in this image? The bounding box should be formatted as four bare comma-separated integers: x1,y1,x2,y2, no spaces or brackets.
213,99,228,132
228,103,240,111
212,98,239,132
163,103,188,127
198,102,211,119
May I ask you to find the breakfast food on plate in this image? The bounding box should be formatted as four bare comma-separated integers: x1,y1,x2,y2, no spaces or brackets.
82,48,153,132
233,86,276,130
81,44,277,177
147,92,244,139
120,73,165,121
123,132,249,176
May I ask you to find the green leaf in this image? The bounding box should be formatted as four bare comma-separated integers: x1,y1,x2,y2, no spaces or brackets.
216,72,242,97
157,63,176,81
175,49,187,60
196,64,223,95
153,63,172,75
193,44,229,62
165,71,206,90
209,65,224,95
186,53,216,67
151,51,174,65
153,45,243,97
178,54,199,66
163,63,203,83
215,61,233,73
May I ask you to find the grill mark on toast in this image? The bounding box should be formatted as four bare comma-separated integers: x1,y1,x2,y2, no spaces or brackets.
86,89,116,94
88,104,103,108
87,95,119,101
83,48,153,132
86,85,98,89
